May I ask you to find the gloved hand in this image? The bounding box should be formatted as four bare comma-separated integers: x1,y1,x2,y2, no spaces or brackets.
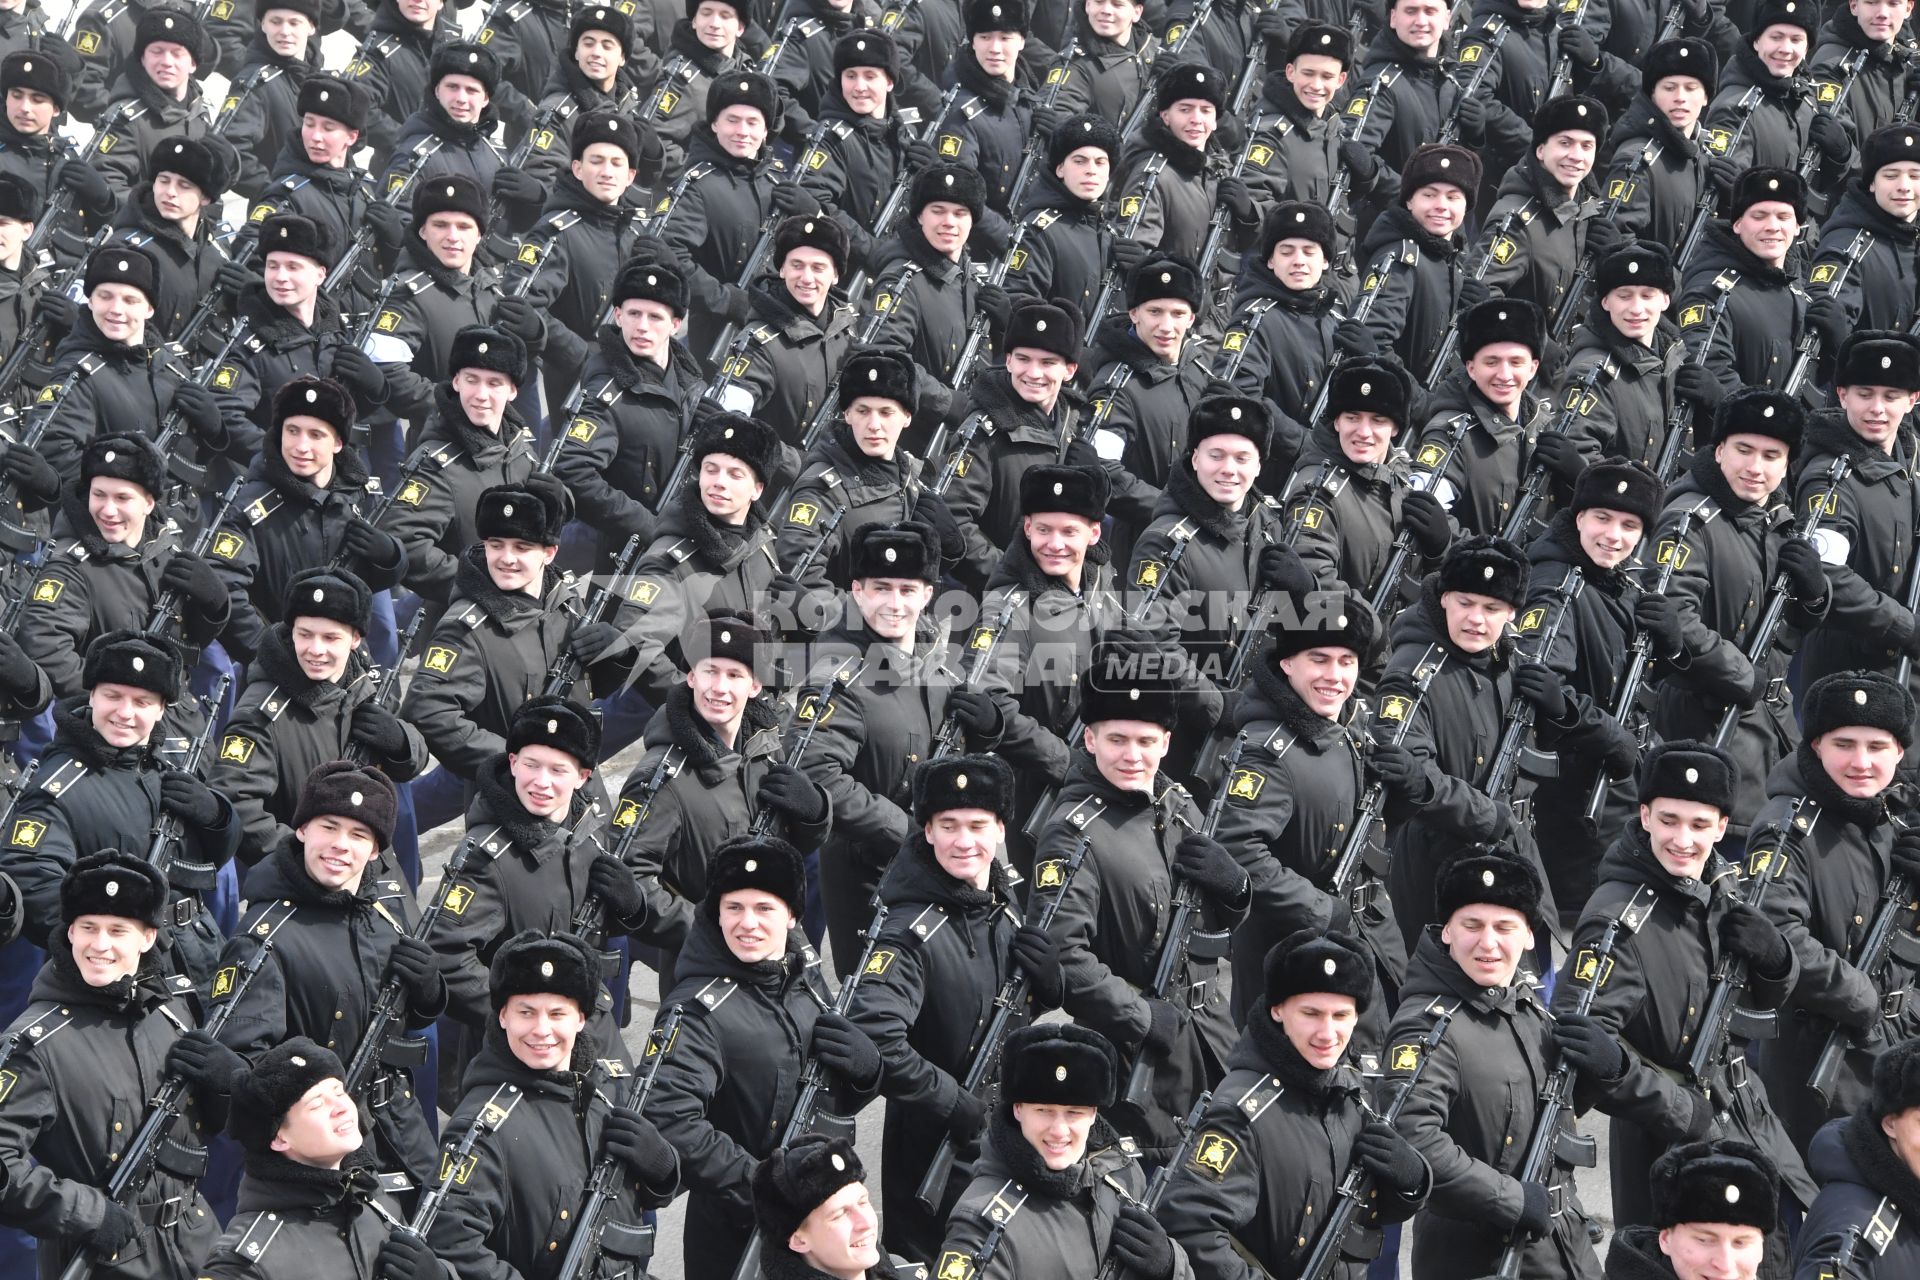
905,139,940,172
1776,537,1829,601
0,632,38,701
1258,542,1314,594
1516,1181,1554,1240
1557,23,1599,68
374,1230,438,1280
1806,296,1849,350
1400,490,1452,557
55,157,111,209
364,199,405,252
340,518,403,574
1634,591,1684,658
1063,435,1103,472
215,258,263,298
1581,217,1626,263
348,701,409,759
1719,902,1790,973
810,1011,881,1086
757,763,827,824
1368,741,1426,798
1674,362,1723,414
1174,833,1248,907
161,551,227,612
1891,828,1920,882
1333,317,1379,358
975,282,1012,332
172,381,226,445
1216,175,1256,224
491,296,545,348
770,182,821,217
1108,1202,1177,1280
84,1202,141,1259
165,1029,245,1091
1677,0,1711,26
1452,91,1488,142
1550,1011,1626,1080
1,443,60,507
944,688,1005,747
716,283,753,326
1706,154,1741,196
1110,235,1148,276
329,345,387,402
1454,277,1492,314
1337,139,1379,187
1032,104,1071,139
1809,112,1851,163
1513,662,1569,720
912,490,966,562
765,572,805,608
161,769,223,827
568,620,625,666
1531,430,1586,485
1141,997,1186,1057
1353,1119,1426,1195
1010,926,1064,1009
588,853,645,918
602,1107,678,1183
945,1087,987,1140
490,167,547,209
1255,8,1291,51
31,292,76,337
384,934,445,1009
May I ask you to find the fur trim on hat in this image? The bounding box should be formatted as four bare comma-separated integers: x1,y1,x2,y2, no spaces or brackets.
1263,928,1373,1010
704,835,807,918
82,630,181,701
1437,534,1528,608
1636,739,1738,811
1801,671,1915,748
1000,1022,1119,1107
61,850,167,926
291,759,397,849
505,694,602,766
912,752,1015,824
488,930,601,1011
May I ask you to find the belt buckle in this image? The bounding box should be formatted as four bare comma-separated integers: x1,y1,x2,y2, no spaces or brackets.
1884,987,1908,1019
1347,878,1380,921
1548,1182,1568,1219
155,1195,183,1231
1184,979,1209,1012
1510,797,1532,828
1726,1052,1750,1091
366,1071,395,1108
1763,675,1789,708
169,897,196,928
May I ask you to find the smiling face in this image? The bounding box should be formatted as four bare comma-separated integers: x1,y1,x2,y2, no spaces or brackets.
272,1077,361,1167
712,101,767,159
1872,160,1920,221
698,453,763,523
298,812,379,892
1731,200,1797,267
851,575,931,641
1439,589,1513,653
1467,342,1538,414
1191,432,1259,509
575,28,625,86
1407,182,1467,238
264,249,325,311
1273,992,1357,1069
1575,506,1644,568
1084,0,1141,38
261,7,315,56
280,414,343,483
779,245,836,316
1159,97,1215,149
421,211,480,271
718,888,793,963
572,141,634,205
1129,297,1194,361
1442,903,1534,987
1285,52,1345,115
789,1182,881,1274
918,199,972,260
1278,646,1360,717
1753,22,1808,76
1022,511,1100,586
1812,725,1904,798
1714,432,1790,502
455,367,515,430
434,72,489,123
1640,797,1729,878
1269,236,1327,291
141,40,195,94
839,65,891,117
692,0,743,51
1335,409,1395,464
510,743,588,818
1535,129,1598,193
1659,1222,1765,1280
88,476,154,545
925,806,1004,888
1084,719,1170,793
1602,283,1669,344
1012,1101,1097,1168
1852,0,1913,43
483,535,557,596
90,681,165,748
289,615,358,683
973,28,1024,78
1837,383,1919,451
498,993,585,1071
69,913,157,985
1005,347,1075,410
690,656,760,731
89,281,153,345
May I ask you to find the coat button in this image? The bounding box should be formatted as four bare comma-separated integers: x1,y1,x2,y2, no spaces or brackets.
113,1122,121,1132
1856,915,1865,925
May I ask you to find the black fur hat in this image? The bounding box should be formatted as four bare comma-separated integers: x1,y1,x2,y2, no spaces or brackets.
1710,386,1803,451
258,212,335,269
488,929,601,1012
909,163,986,220
1399,143,1481,211
134,6,215,69
831,30,897,80
570,3,633,51
1154,60,1224,111
753,1135,866,1249
836,346,914,410
291,759,397,848
430,41,500,95
1649,1139,1778,1232
1437,534,1528,608
297,74,368,130
1434,850,1542,924
1532,94,1607,145
82,630,180,701
1265,591,1378,664
1263,928,1373,1010
1726,166,1806,221
849,520,939,584
273,374,355,442
412,174,490,234
1285,21,1351,65
1458,297,1545,359
0,173,39,224
2,50,68,111
1003,298,1081,360
572,109,644,168
1259,200,1336,257
1642,37,1717,95
1572,460,1664,529
1834,330,1920,391
1188,392,1273,456
282,566,371,633
477,472,573,546
1871,1036,1920,1118
1127,256,1202,310
1595,240,1675,296
505,694,602,766
82,433,165,499
691,412,780,484
912,752,1016,824
149,135,229,199
1047,112,1121,169
687,607,768,672
964,0,1027,35
611,259,688,315
773,214,849,277
1749,0,1816,36
227,1037,344,1154
1637,739,1738,811
61,850,167,926
1325,357,1414,430
84,245,158,300
706,70,778,128
1862,124,1920,177
449,324,528,384
1000,1022,1119,1107
1079,633,1185,731
262,0,322,23
1019,462,1109,521
1801,670,1916,747
704,835,807,918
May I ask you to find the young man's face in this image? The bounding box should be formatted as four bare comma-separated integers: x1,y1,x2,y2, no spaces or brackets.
1159,98,1216,150
575,29,625,84
483,534,558,595
1811,726,1904,798
151,170,209,224
1128,297,1193,361
1054,145,1110,201
1006,347,1075,408
1389,0,1449,53
1658,1222,1765,1280
850,576,931,640
265,251,326,312
510,743,589,818
1466,343,1538,414
454,367,515,428
1084,719,1170,792
698,453,763,523
1285,53,1346,114
1752,22,1808,76
89,282,154,344
88,477,155,545
141,40,195,94
1651,75,1707,131
1535,130,1597,192
1639,797,1727,878
718,889,793,964
917,199,972,260
843,393,907,457
973,28,1023,78
1335,410,1395,464
395,0,443,27
497,994,586,1071
89,682,166,748
298,813,380,891
301,112,360,166
1011,1102,1097,1169
779,245,836,315
1277,646,1359,717
1441,904,1533,988
1439,589,1512,653
689,656,760,727
616,298,678,365
1083,0,1141,40
1837,383,1919,450
1602,284,1668,343
691,0,743,51
5,86,54,135
712,103,766,159
1191,432,1260,509
1023,512,1100,580
69,914,157,987
1872,161,1920,220
1574,506,1644,568
434,73,489,124
839,66,891,117
787,1183,881,1275
420,211,480,271
924,807,1003,887
1273,993,1357,1069
1852,0,1913,43
272,1078,363,1168
1407,183,1467,238
1269,237,1327,291
1714,433,1789,502
289,615,358,683
260,8,315,56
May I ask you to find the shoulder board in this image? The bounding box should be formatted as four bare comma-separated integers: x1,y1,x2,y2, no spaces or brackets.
118,231,154,248
747,324,777,344
95,0,130,22
902,904,949,945
659,538,695,566
957,95,987,121
72,353,105,380
447,603,486,630
399,271,432,295
795,16,824,35
1617,883,1662,934
690,976,738,1011
371,35,401,55
256,684,291,723
1238,297,1280,325
977,1180,1030,1228
1167,517,1199,545
230,1210,286,1264
1029,209,1059,230
58,539,89,562
38,758,88,798
115,101,149,124
1259,724,1297,761
826,120,853,141
814,466,845,494
1057,793,1107,830
1268,116,1292,137
244,493,285,526
13,1005,74,1049
544,210,583,234
462,824,512,862
377,1171,413,1195
1233,1072,1286,1121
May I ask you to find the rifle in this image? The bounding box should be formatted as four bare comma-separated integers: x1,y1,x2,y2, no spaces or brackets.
1583,508,1696,823
1091,1092,1212,1280
931,589,1026,760
1119,0,1216,139
1652,288,1733,485
555,1006,686,1280
386,1070,525,1253
1896,536,1920,688
1303,279,1388,431
325,136,445,292
22,105,128,272
1087,154,1166,326
1426,206,1522,384
730,906,893,1280
1126,521,1194,625
576,744,687,949
1677,89,1762,271
1301,995,1460,1280
1005,39,1082,214
1814,1198,1903,1280
1437,23,1511,146
1483,568,1584,803
142,675,230,884
1790,232,1870,397
152,314,256,491
1687,817,1802,1090
914,831,1092,1212
704,118,834,363
1501,360,1607,542
950,217,1036,394
143,478,245,634
1550,141,1657,343
343,611,424,769
1329,643,1443,902
55,940,276,1280
928,404,996,499
1810,854,1920,1107
1711,455,1853,747
1800,49,1869,185
1118,747,1243,1108
748,670,849,838
211,65,277,137
541,533,644,699
1327,96,1379,278
1195,128,1261,299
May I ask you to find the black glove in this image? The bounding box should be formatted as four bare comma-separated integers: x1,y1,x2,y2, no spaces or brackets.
164,1029,245,1092
945,1087,987,1141
1706,154,1740,196
0,632,37,701
568,620,625,666
1634,591,1684,658
161,769,223,827
1174,833,1248,907
1400,490,1452,557
1513,662,1569,721
1141,997,1186,1058
1110,235,1148,276
944,688,1005,746
490,166,547,209
340,518,402,575
55,157,110,209
1452,91,1488,142
1258,542,1314,594
364,199,405,253
588,853,645,918
348,701,409,760
1,444,60,507
1032,104,1071,140
329,345,387,402
1454,276,1492,314
1806,296,1849,350
1677,0,1711,26
84,1202,140,1259
1333,317,1379,358
1673,362,1723,414
171,381,226,445
1810,111,1851,162
161,551,227,612
912,489,966,562
1063,435,1103,472
1108,1202,1177,1280
1719,902,1790,973
1550,1011,1626,1080
1216,175,1256,224
1893,830,1920,882
1776,537,1829,601
1531,430,1586,485
384,934,445,1009
491,296,545,348
1337,139,1379,188
1353,1119,1425,1195
31,292,76,337
1516,1181,1553,1240
602,1107,678,1184
975,282,1012,332
374,1231,438,1280
1557,23,1599,68
1255,8,1291,52
770,182,821,217
717,284,753,326
215,259,263,298
905,139,940,172
756,763,827,824
1010,926,1064,1009
810,1011,881,1086
1581,217,1625,263
1368,741,1426,798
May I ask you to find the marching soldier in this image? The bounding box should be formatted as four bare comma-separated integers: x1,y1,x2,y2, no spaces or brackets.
1115,60,1257,266
1807,0,1913,146
1353,143,1483,382
789,31,916,273
90,8,217,203
1808,128,1920,334
104,135,227,343
1793,1037,1920,1278
646,0,760,185
217,0,323,202
750,1135,930,1280
1610,1141,1783,1280
1477,96,1616,326
1603,40,1735,257
1342,0,1490,202
341,0,454,169
862,163,1006,398
1002,113,1124,326
0,52,114,260
1051,0,1153,124
380,43,521,202
1708,1,1848,184
935,0,1034,237
518,7,652,192
724,215,863,455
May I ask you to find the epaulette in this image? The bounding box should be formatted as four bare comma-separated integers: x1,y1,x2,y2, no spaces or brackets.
1167,517,1199,545
377,1171,413,1195
658,538,695,566
690,976,738,1012
117,230,154,250
1258,724,1297,763
370,34,401,57
239,331,266,355
243,492,284,526
90,0,128,26
255,684,291,723
398,270,432,295
414,442,460,473
1233,1071,1286,1121
229,1210,286,1265
542,209,583,235
813,465,846,496
37,758,87,798
444,603,487,631
113,101,149,126
1057,793,1107,830
957,95,988,121
794,16,824,35
464,823,512,862
13,1004,74,1049
1028,209,1059,230
58,538,89,562
600,1058,628,1077
901,903,949,945
747,323,778,344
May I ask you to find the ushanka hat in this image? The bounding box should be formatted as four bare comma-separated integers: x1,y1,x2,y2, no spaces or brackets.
964,0,1027,35
1019,462,1108,521
706,71,777,126
912,752,1016,824
1833,330,1920,391
849,521,939,584
1048,112,1121,168
290,759,397,848
1,50,67,111
1750,0,1816,36
1871,1036,1920,1118
704,835,807,918
1189,392,1273,456
1643,37,1716,95
1265,591,1378,663
227,1038,344,1154
475,472,572,545
1078,633,1184,730
61,850,167,926
1596,240,1674,296
1649,1139,1778,1232
430,41,500,95
1532,94,1607,144
1800,670,1915,747
257,212,335,269
1263,928,1373,1010
0,173,40,224
572,110,645,168
687,607,768,672
1154,60,1223,111
449,324,528,384
412,174,489,233
1002,299,1081,360
1710,386,1803,451
1727,166,1806,221
1434,849,1542,923
1325,357,1414,430
836,346,914,410
1399,143,1481,210
488,929,601,1011
505,693,602,766
1437,535,1528,608
273,374,354,441
297,75,368,130
1127,257,1203,310
133,5,215,68
909,163,986,220
82,630,181,701
832,30,897,80
773,214,849,276
149,135,229,199
84,244,158,299
611,259,688,315
1458,297,1545,359
1285,22,1351,66
282,566,371,633
753,1135,867,1249
1636,739,1737,811
689,412,779,484
570,3,633,51
1000,1022,1119,1107
1259,200,1336,257
1862,124,1920,177
81,433,164,499
1571,460,1663,529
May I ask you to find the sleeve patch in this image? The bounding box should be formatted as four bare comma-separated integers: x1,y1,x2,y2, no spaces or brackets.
1679,304,1707,327
629,580,661,605
1390,1043,1421,1071
423,645,459,673
1034,859,1067,890
567,418,598,443
440,883,474,915
76,30,100,53
516,242,542,266
863,949,896,976
28,578,62,604
248,203,274,222
787,500,820,526
211,966,239,999
211,532,244,560
1190,1132,1240,1179
936,1253,976,1280
1655,539,1690,570
396,479,428,506
1135,559,1164,588
9,819,44,848
218,735,256,764
938,134,962,157
1489,236,1517,264
1519,607,1545,631
1119,195,1142,220
1379,694,1412,721
1810,263,1837,284
1225,768,1266,802
1345,95,1368,116
1571,947,1613,989
375,310,403,333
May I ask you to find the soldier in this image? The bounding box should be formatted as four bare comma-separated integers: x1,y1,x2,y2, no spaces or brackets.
845,753,1058,1262
1807,0,1913,146
1550,740,1815,1229
644,836,883,1280
1478,95,1616,326
0,851,229,1279
1602,40,1735,256
341,0,453,169
1707,1,1846,184
519,6,651,191
1245,25,1387,224
1794,1038,1920,1278
934,0,1033,237
0,52,114,260
1158,928,1430,1278
1002,113,1124,326
89,7,217,203
788,31,916,274
1343,0,1490,202
1809,128,1920,333
939,1022,1192,1279
1386,850,1601,1280
104,135,228,342
863,163,1007,398
380,43,516,201
647,0,759,185
1115,61,1256,266
1792,330,1920,691
208,568,426,870
1609,1140,1783,1280
750,1135,929,1280
1050,0,1152,126
0,171,51,379
1353,143,1484,382
428,931,681,1280
217,0,322,201
724,215,863,456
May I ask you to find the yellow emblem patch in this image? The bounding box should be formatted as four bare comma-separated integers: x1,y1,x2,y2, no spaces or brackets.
0,1069,15,1103
1362,272,1381,293
875,292,894,313
219,735,255,764
1380,694,1411,721
1035,859,1067,890
1679,304,1706,327
1748,846,1786,878
397,480,428,506
1391,1043,1420,1072
1656,539,1690,571
1519,607,1545,631
1809,489,1838,516
1136,560,1164,588
1300,506,1325,530
567,418,597,443
722,355,750,379
35,383,55,403
1490,236,1516,265
796,694,835,725
864,949,896,976
938,134,962,157
1045,65,1065,84
29,578,61,604
212,966,239,999
936,1252,975,1280
9,819,44,848
805,148,828,170
1345,96,1368,116
1460,42,1483,62
1707,129,1732,155
948,450,970,478
1416,444,1445,468
1810,263,1837,285
517,243,541,266
423,646,458,674
249,203,273,223
788,500,820,527
1572,948,1613,989
441,884,474,916
614,799,642,829
439,1151,479,1186
1223,329,1246,352
211,532,244,560
376,310,402,333
1191,1132,1239,1178
532,128,556,152
1818,81,1840,103
1227,768,1266,802
221,94,240,114
1248,144,1275,168
76,30,100,53
1120,196,1141,220
629,580,661,606
656,90,680,114
969,626,995,650
1607,178,1631,201
1007,248,1028,272
477,24,494,41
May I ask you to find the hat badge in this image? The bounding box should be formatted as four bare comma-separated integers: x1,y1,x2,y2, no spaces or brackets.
1055,1064,1067,1081
1763,405,1774,418
501,502,512,516
1498,310,1508,320
1128,688,1140,700
132,655,144,672
290,1054,306,1066
1686,767,1699,783
720,629,732,644
313,588,325,603
856,38,866,48
445,185,456,197
1323,957,1337,975
1294,211,1305,222
1337,614,1347,627
467,51,479,62
1576,104,1587,116
943,173,954,187
805,220,815,233
1160,271,1171,284
164,15,174,26
1483,565,1495,580
105,879,119,897
350,790,363,806
1053,481,1064,495
1481,869,1495,887
305,388,319,403
607,119,617,131
1036,319,1047,331
1885,356,1894,369
1725,1185,1740,1204
540,960,554,978
479,342,490,354
547,718,559,733
884,546,897,562
117,258,129,271
1617,479,1628,494
745,858,758,871
1360,381,1371,395
724,426,735,438
1320,32,1331,42
1230,406,1242,420
1439,157,1450,167
1628,261,1639,274
103,450,115,462
1768,178,1779,189
831,1153,847,1171
956,773,968,789
319,89,329,101
867,367,878,381
1856,688,1869,705
19,61,28,71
